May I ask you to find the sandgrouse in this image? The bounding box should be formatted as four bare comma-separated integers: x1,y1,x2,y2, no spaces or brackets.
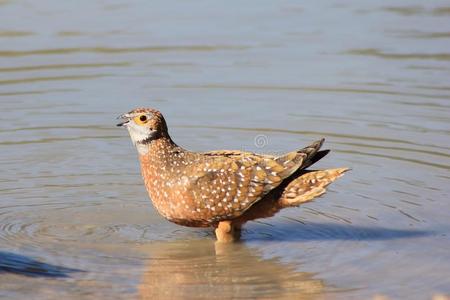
118,108,348,242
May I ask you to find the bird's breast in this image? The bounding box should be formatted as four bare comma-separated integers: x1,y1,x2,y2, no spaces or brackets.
139,155,211,225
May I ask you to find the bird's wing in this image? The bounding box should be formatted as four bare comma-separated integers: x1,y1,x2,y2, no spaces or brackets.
202,149,273,159
182,140,325,221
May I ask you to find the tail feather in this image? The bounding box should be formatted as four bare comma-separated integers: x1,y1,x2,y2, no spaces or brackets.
275,138,326,176
302,149,330,169
280,168,349,207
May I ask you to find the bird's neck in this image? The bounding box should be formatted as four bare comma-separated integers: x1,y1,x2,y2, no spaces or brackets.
135,131,173,155
137,136,184,169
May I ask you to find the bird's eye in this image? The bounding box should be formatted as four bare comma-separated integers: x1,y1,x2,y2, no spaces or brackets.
134,115,149,125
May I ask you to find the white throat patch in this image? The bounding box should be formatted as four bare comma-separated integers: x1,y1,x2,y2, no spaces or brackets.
125,122,156,155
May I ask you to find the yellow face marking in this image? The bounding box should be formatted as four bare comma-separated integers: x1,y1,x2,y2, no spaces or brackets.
134,114,149,125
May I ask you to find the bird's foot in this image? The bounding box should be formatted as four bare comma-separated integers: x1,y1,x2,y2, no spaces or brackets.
215,221,241,243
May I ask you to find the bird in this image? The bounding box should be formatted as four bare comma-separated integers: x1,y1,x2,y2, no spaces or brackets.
117,108,349,242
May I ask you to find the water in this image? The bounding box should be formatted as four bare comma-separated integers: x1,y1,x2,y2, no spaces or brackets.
1,1,449,299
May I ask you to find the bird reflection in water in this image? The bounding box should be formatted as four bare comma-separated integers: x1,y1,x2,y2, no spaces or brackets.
138,240,326,299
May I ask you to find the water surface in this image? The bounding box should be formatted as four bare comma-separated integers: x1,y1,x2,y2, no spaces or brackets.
1,1,449,299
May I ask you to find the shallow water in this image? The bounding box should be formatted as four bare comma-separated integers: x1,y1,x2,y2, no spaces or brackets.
1,1,450,299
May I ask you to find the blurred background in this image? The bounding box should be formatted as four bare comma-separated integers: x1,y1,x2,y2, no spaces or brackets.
0,1,449,299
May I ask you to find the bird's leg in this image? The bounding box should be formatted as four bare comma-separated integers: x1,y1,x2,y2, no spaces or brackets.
215,221,241,243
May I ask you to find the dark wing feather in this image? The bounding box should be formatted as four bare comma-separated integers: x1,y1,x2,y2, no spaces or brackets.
182,140,326,222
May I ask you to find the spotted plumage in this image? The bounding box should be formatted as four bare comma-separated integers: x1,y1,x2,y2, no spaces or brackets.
118,108,349,242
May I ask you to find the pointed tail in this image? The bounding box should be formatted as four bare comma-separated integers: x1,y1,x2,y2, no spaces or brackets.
279,168,349,207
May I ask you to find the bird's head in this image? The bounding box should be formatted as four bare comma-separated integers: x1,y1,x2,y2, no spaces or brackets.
117,108,168,146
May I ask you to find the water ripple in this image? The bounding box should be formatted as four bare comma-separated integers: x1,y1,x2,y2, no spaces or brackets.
170,84,450,100
0,251,81,278
0,31,34,38
0,88,79,96
0,135,122,145
0,62,129,73
0,45,249,57
0,74,110,86
178,125,450,151
345,48,450,61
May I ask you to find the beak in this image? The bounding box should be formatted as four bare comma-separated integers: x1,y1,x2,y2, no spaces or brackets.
116,113,130,127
